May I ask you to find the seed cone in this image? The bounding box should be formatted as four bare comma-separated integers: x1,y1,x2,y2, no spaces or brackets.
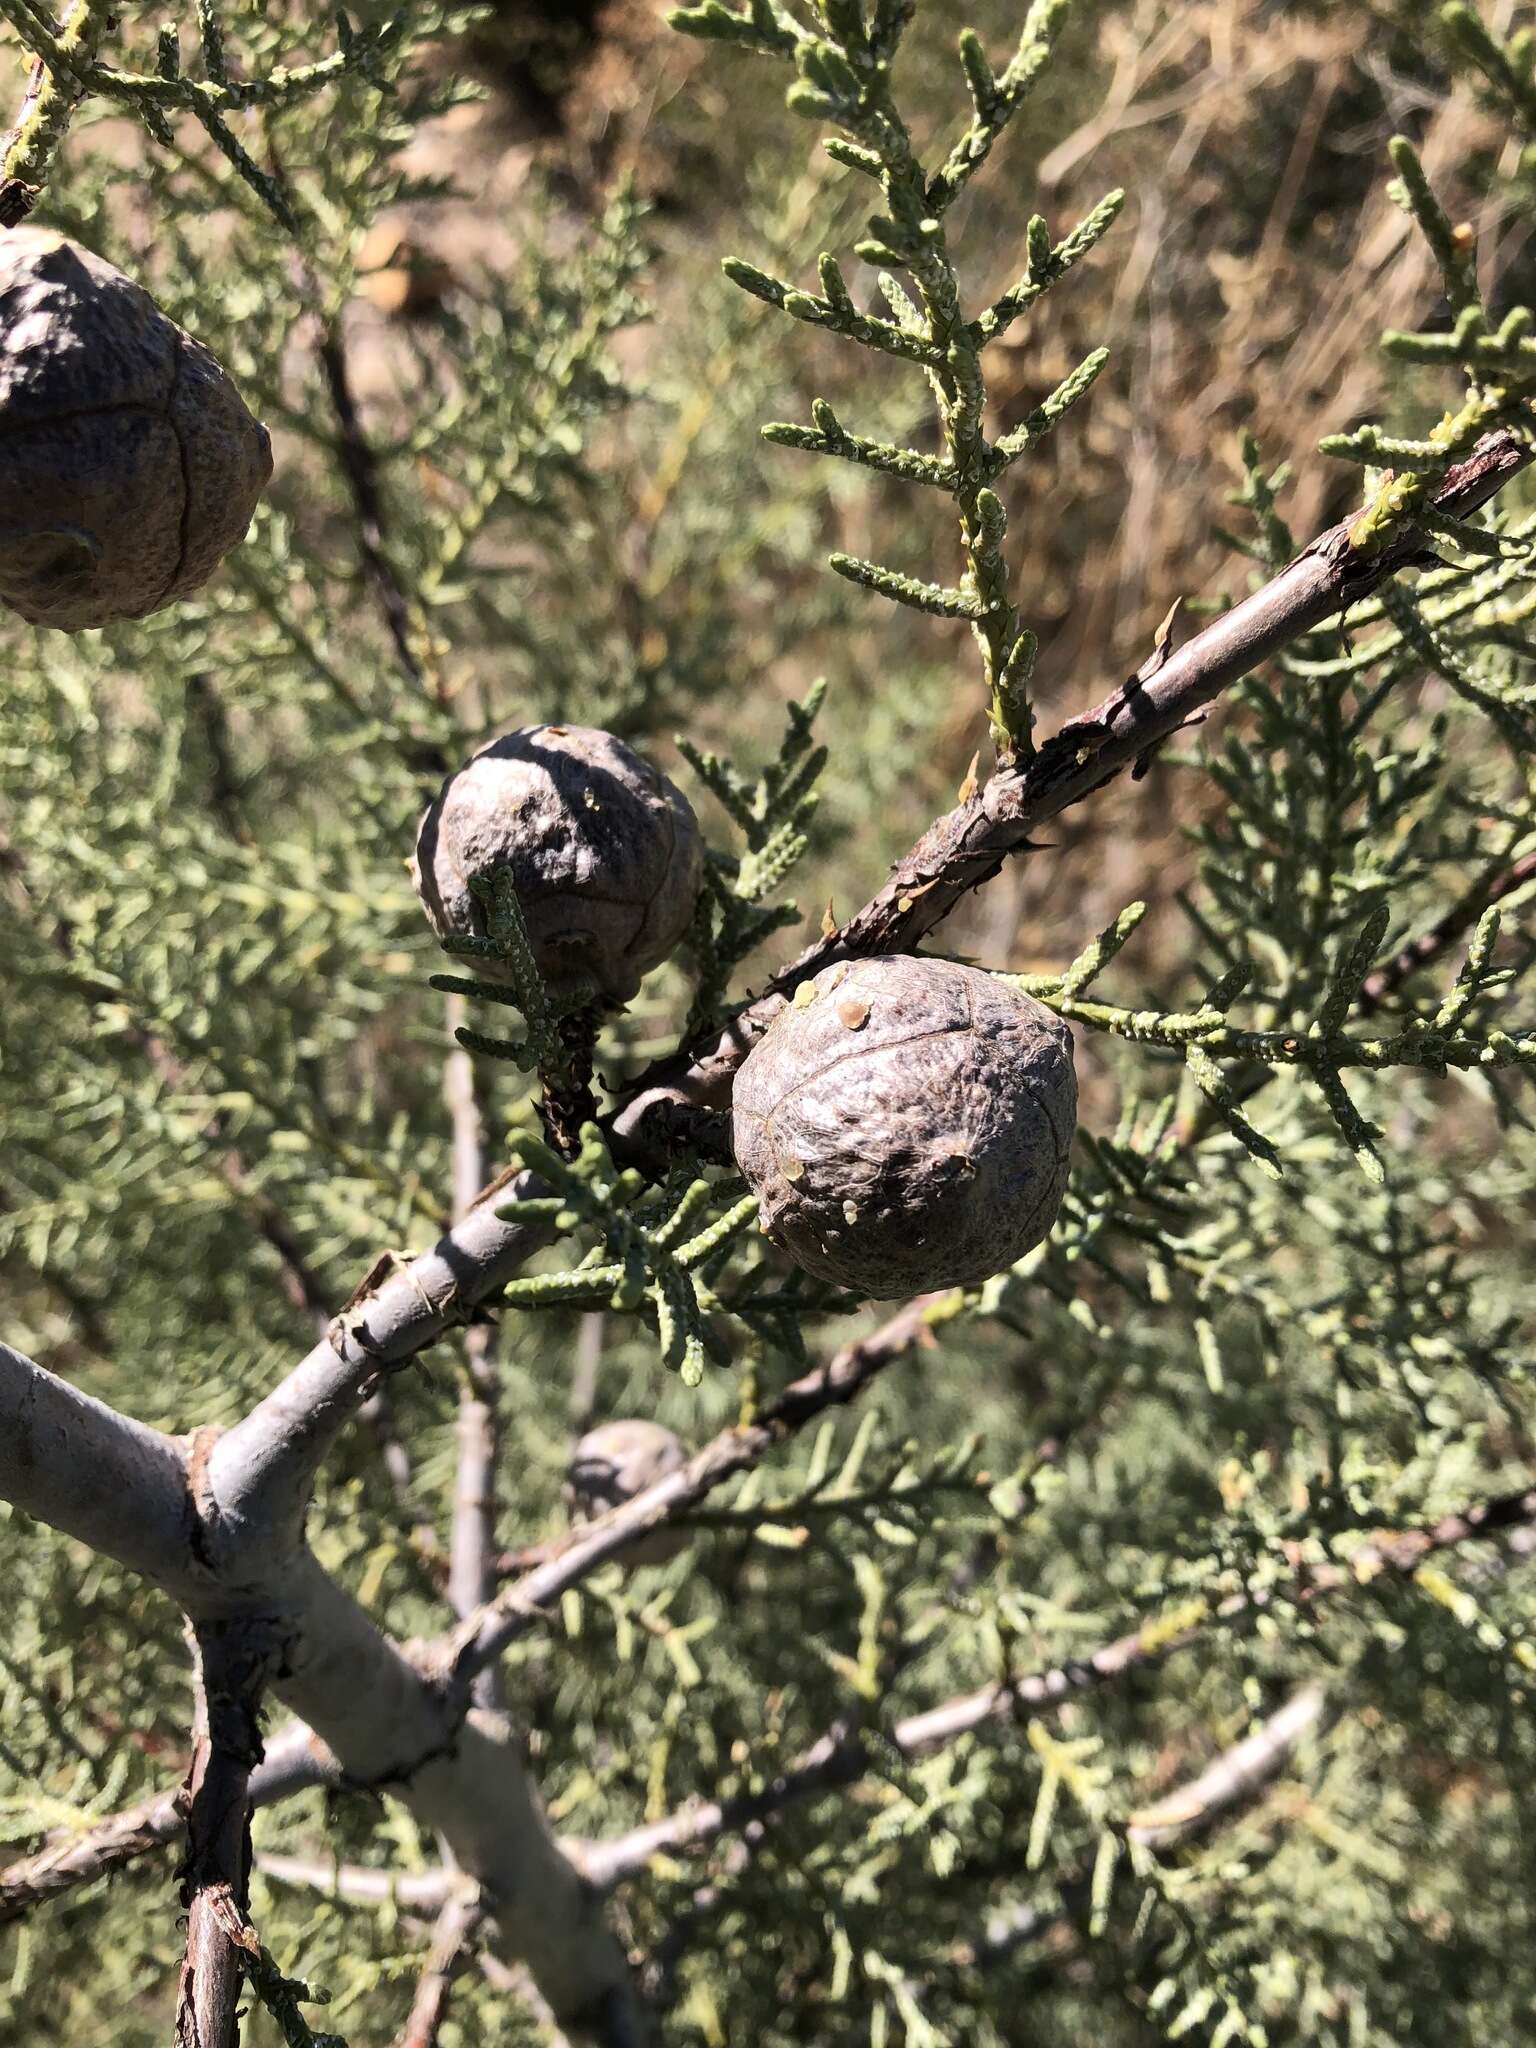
565,1420,690,1566
413,724,703,1003
732,954,1077,1299
0,229,272,630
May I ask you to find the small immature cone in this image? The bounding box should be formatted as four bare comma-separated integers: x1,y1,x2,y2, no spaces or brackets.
564,1420,689,1566
413,724,704,1003
0,229,272,630
732,954,1077,1299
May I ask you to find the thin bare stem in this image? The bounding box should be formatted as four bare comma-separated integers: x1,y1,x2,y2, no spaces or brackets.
1125,1684,1327,1846
966,1687,1328,1967
0,1329,642,2038
315,314,433,697
256,1856,462,1913
569,1312,605,1438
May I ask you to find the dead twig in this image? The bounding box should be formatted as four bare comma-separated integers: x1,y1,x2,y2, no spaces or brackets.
392,1889,486,2048
172,1622,273,2048
1360,845,1536,1011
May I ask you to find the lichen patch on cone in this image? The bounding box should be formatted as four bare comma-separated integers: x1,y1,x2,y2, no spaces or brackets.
0,228,272,631
732,954,1077,1299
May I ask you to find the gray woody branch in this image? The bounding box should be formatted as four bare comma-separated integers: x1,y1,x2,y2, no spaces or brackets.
391,1888,486,2048
162,431,1533,1566
251,1686,1331,1985
443,1002,506,1713
10,1334,1534,1917
613,428,1532,1151
0,1339,190,1588
0,1294,944,1936
0,1337,642,2046
202,1173,551,1548
0,1719,331,1923
173,1622,272,2048
1,429,1529,2039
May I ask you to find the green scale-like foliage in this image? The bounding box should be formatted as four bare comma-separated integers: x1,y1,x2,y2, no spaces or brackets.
2,4,1536,2048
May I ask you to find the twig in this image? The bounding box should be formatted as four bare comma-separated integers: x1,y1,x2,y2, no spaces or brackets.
391,1889,485,2048
0,1786,190,1922
611,429,1533,1158
257,122,440,718
0,8,405,116
0,1721,334,1925
964,1686,1329,1967
314,317,431,696
578,1590,1214,1893
173,1622,273,2048
257,1856,462,1913
0,0,111,224
569,1312,605,1438
436,1293,950,1693
360,1383,440,1559
257,1871,533,2040
1360,845,1536,1010
184,673,254,845
575,1496,1536,1892
641,1686,1326,1990
444,1005,504,1712
1124,1683,1327,1846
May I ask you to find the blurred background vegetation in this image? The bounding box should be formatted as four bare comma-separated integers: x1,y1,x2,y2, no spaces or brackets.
3,2,1536,2044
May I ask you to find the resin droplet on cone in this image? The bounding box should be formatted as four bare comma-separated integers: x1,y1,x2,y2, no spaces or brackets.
413,724,703,1003
732,954,1076,1298
0,229,272,630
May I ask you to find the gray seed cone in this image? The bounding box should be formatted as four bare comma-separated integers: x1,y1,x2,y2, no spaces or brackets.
0,229,272,630
565,1420,689,1566
413,724,704,1003
732,954,1077,1299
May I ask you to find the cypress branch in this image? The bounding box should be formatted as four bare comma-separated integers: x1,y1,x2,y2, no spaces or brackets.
828,552,985,618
